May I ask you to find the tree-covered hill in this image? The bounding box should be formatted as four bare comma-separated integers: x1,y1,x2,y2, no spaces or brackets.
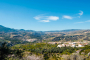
0,25,17,33
52,35,85,41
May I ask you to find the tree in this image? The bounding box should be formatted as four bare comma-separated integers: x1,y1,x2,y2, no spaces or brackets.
0,42,24,60
0,42,11,60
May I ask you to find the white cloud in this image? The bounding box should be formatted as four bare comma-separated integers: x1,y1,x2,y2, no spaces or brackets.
85,20,90,22
48,16,59,20
79,11,83,16
78,11,83,18
62,15,72,19
34,15,59,22
40,20,50,22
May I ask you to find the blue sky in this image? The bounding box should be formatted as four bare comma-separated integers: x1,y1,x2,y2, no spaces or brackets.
0,0,90,31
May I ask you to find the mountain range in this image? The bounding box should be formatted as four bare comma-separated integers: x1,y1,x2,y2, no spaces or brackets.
0,25,82,33
0,25,90,45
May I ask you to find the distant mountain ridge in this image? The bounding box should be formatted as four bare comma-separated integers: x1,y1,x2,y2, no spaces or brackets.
0,25,17,33
0,25,36,33
0,25,84,33
0,25,90,43
59,29,81,32
45,29,81,32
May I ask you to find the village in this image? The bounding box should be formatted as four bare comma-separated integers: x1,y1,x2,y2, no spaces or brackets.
48,41,90,47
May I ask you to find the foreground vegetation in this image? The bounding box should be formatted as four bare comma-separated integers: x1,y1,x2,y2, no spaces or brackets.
0,42,90,60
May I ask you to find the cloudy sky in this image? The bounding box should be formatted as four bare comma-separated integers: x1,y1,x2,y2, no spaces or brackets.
0,0,90,31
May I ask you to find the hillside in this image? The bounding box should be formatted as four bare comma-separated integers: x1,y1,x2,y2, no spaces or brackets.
51,30,90,42
0,25,90,43
0,25,18,33
52,35,85,41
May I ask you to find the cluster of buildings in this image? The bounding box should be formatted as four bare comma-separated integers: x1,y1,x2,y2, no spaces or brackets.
57,41,90,47
48,41,90,47
57,43,82,47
